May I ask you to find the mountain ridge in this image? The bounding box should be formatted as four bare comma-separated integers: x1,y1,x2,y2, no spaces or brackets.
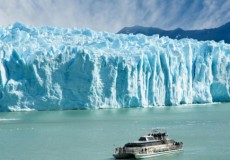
118,22,230,43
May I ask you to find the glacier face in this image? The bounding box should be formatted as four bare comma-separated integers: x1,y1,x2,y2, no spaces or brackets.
0,23,229,111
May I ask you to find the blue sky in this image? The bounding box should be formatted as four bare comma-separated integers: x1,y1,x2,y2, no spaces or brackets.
0,0,230,32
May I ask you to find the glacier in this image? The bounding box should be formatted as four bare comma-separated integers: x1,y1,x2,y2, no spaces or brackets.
0,23,229,111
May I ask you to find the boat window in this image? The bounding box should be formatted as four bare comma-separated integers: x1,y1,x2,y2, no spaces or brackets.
138,137,147,141
147,137,154,141
124,141,163,148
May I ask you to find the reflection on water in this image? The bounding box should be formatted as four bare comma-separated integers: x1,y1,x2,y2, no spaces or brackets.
106,151,184,160
0,118,19,121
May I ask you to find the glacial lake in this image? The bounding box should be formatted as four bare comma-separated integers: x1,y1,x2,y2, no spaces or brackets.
0,103,230,160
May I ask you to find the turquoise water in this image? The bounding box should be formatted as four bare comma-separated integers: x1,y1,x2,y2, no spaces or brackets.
0,103,230,160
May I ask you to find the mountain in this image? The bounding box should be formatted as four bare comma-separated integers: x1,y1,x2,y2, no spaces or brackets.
0,23,229,111
118,22,230,43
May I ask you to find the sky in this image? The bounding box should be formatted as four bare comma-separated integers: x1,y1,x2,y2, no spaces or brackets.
0,0,230,33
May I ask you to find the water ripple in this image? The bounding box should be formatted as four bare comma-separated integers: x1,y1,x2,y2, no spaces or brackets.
0,118,19,121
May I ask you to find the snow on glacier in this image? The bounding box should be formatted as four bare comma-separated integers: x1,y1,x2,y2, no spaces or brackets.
0,23,229,111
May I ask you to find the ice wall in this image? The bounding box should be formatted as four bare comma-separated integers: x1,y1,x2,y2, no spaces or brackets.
0,23,229,111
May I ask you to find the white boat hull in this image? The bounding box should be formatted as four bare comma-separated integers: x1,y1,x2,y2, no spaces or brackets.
135,148,183,159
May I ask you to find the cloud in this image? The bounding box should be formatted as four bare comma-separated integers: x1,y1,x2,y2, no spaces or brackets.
0,0,229,32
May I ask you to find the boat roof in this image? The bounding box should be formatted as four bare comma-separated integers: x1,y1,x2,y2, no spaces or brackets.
140,135,154,138
133,140,161,144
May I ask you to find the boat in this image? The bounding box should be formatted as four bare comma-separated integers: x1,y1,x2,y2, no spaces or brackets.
113,129,183,159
